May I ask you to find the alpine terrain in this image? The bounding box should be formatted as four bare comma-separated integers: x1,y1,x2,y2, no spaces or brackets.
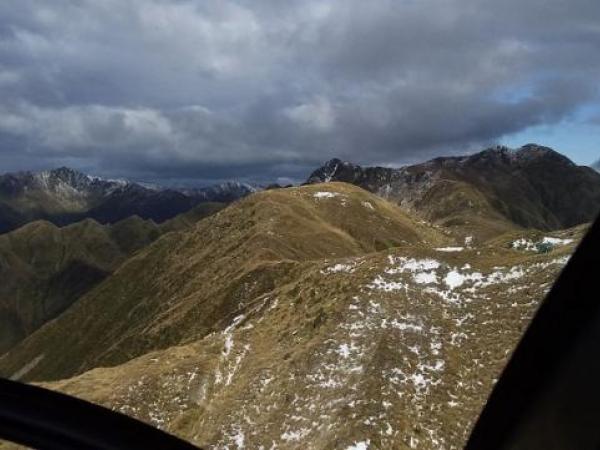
0,145,598,449
0,167,254,233
307,144,600,241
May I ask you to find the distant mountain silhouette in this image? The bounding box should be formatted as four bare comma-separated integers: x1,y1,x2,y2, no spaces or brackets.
0,167,253,233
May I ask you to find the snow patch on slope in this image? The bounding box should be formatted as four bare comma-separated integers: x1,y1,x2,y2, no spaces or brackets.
313,191,339,199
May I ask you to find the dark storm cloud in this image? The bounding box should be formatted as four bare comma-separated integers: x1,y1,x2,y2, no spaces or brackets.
0,0,599,182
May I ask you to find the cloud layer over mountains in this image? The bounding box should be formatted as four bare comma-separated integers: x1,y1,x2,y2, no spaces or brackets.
0,0,599,182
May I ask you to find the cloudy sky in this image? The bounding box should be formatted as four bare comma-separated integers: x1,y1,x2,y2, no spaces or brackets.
0,0,599,184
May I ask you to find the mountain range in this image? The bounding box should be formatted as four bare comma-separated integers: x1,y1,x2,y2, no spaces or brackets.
307,144,600,241
2,144,598,239
0,143,599,449
0,167,254,233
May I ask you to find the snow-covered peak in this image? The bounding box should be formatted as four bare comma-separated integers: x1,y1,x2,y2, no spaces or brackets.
32,167,131,196
0,166,131,199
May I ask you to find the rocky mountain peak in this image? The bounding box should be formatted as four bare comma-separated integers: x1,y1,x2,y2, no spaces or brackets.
305,144,600,233
306,158,342,183
453,144,576,170
306,157,364,184
40,167,95,190
462,145,515,166
48,166,85,179
321,157,348,171
515,143,575,166
29,167,133,199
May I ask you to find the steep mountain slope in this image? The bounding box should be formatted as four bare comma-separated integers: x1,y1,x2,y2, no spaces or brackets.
593,158,600,172
0,203,225,355
0,217,158,355
0,167,252,233
35,228,580,449
307,144,600,240
0,183,448,382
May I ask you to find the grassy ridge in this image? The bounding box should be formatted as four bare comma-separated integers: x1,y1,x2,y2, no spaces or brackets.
33,228,582,449
0,183,447,381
